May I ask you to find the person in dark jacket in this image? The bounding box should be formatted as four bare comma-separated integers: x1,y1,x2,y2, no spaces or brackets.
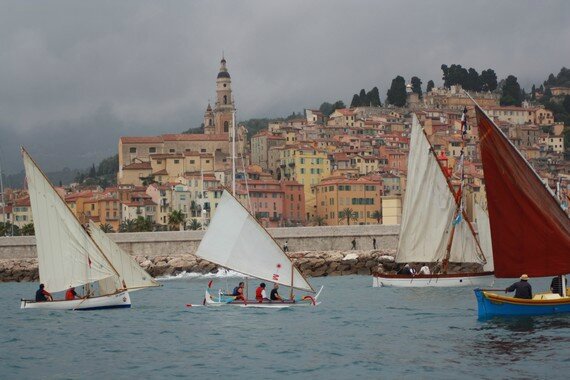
505,274,532,299
35,284,53,302
550,276,566,296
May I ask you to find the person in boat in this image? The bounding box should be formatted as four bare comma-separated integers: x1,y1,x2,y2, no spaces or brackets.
418,263,430,275
65,287,82,300
255,283,268,302
550,276,566,296
505,274,532,299
400,264,414,275
270,283,284,302
35,283,53,302
232,282,245,300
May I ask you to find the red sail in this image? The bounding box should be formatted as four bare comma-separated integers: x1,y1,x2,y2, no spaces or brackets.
476,106,570,278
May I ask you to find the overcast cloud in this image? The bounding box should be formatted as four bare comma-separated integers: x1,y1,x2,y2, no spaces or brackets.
0,0,569,174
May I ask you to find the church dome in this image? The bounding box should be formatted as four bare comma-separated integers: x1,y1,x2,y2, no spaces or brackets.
217,71,231,79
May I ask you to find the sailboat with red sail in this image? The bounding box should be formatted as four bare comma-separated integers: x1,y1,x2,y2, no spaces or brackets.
472,104,570,317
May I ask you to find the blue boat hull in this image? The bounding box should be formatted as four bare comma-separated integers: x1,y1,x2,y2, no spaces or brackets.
474,289,570,318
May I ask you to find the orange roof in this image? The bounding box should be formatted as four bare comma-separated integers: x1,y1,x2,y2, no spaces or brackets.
123,162,152,170
120,136,163,144
162,134,227,141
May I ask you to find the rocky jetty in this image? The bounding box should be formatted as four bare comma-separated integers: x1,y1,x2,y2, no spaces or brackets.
0,250,397,282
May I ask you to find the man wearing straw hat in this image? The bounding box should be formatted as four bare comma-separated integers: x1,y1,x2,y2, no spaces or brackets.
505,274,533,299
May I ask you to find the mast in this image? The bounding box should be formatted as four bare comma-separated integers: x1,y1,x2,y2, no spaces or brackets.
232,110,236,196
0,146,5,235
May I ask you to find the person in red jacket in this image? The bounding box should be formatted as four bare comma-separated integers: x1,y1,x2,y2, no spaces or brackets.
65,287,79,300
255,283,267,302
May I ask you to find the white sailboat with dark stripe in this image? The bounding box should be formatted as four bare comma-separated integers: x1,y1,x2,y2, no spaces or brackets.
373,115,494,287
20,148,159,310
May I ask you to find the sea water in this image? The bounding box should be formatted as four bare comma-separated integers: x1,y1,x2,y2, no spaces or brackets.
0,276,568,379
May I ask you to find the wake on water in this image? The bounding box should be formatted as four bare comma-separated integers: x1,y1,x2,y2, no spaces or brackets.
157,269,244,281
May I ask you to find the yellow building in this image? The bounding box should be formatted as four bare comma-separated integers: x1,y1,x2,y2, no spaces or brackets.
381,195,402,225
314,176,382,225
279,145,331,214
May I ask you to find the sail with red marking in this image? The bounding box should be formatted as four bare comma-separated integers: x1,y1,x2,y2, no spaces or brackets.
475,106,570,278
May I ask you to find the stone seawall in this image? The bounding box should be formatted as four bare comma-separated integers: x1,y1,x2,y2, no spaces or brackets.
0,225,400,260
0,250,397,282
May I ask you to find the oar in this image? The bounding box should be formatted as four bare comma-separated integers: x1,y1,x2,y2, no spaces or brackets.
478,288,505,292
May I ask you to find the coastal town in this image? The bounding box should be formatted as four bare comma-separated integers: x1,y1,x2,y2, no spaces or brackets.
1,59,569,235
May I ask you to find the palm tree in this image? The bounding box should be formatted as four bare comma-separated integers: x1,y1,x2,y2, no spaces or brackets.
310,215,327,226
338,207,358,225
168,210,186,231
120,218,136,233
188,218,202,230
134,216,154,232
100,223,114,233
20,223,35,236
371,210,382,224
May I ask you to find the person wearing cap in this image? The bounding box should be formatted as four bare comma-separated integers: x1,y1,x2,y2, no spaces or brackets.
505,274,532,299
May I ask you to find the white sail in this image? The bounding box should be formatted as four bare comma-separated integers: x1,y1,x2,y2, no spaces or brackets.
88,220,160,291
23,149,117,293
474,202,494,271
396,115,483,264
195,190,314,292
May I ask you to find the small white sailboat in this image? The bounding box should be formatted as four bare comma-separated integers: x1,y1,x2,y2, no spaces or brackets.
373,114,494,287
192,190,322,308
20,148,160,310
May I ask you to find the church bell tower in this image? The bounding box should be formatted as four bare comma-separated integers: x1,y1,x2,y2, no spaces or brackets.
213,56,235,135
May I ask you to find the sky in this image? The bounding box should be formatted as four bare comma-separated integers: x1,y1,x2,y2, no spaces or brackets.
0,0,569,174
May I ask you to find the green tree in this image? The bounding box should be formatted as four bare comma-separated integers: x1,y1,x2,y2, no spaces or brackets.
0,222,19,236
411,76,422,98
531,84,536,100
20,223,35,236
338,208,358,225
359,89,368,105
386,76,407,107
310,215,327,226
563,95,570,113
331,100,346,113
88,164,96,178
466,68,481,92
426,80,435,93
119,219,137,233
319,102,334,116
134,216,154,232
350,94,361,108
500,75,523,106
100,223,114,233
97,154,119,176
367,87,381,106
371,210,382,224
188,218,202,230
168,210,186,231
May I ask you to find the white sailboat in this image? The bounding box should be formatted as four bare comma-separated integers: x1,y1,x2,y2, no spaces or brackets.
373,115,494,287
20,148,159,310
193,190,322,308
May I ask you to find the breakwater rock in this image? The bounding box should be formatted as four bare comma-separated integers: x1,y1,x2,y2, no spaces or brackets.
0,250,397,282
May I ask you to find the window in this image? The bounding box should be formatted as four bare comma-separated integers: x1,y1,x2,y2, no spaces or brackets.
129,147,136,153
157,160,162,164
174,159,180,164
201,148,206,153
189,160,195,164
224,121,229,133
223,95,228,104
169,149,175,153
149,147,156,153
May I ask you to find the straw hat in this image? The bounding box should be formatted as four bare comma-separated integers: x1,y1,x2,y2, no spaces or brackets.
520,274,529,281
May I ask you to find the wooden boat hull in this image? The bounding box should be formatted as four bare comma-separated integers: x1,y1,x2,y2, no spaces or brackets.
474,289,570,318
203,286,323,308
20,291,131,310
372,272,495,288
